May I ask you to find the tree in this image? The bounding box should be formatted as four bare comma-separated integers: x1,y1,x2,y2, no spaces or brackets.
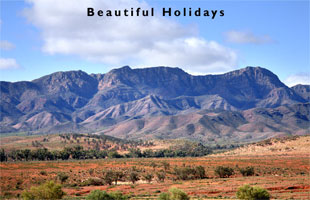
128,148,142,158
71,145,85,159
129,172,139,184
104,171,114,185
22,149,32,161
108,151,122,158
143,149,154,158
21,181,65,200
59,150,70,160
0,149,7,162
236,184,270,200
112,171,124,185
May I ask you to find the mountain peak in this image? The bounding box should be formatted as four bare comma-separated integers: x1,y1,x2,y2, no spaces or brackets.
234,66,269,74
108,65,132,73
291,84,310,101
224,66,286,88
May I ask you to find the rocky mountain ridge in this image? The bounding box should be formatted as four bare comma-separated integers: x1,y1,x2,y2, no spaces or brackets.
1,66,309,141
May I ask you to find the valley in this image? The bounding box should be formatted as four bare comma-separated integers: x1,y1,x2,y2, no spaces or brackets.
0,136,309,199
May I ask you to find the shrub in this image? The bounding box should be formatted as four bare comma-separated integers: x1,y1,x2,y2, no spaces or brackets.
194,166,206,179
236,184,270,200
173,167,194,180
214,166,234,178
82,178,104,186
15,179,23,189
159,192,170,200
86,190,128,200
40,171,47,176
109,191,129,200
87,190,109,200
88,168,94,175
156,171,166,182
143,173,154,183
57,172,69,183
239,166,255,176
169,188,190,200
162,161,170,171
158,188,190,200
150,161,157,169
21,181,65,200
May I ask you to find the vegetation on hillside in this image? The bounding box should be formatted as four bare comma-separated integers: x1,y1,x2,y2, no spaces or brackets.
0,134,213,162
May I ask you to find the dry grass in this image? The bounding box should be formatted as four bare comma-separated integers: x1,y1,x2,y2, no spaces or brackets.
0,135,309,199
0,153,309,199
213,135,310,156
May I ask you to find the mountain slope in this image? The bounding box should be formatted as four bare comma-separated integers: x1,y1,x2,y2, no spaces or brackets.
100,103,310,143
291,84,310,101
0,66,308,136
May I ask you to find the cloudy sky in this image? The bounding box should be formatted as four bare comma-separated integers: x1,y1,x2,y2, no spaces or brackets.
0,0,309,86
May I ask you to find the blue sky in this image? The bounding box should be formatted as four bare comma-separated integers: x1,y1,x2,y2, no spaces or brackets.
0,0,309,86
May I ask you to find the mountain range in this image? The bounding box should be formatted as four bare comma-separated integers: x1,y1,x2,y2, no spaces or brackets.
1,66,309,142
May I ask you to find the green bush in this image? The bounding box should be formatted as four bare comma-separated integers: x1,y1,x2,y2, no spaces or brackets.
169,188,190,200
173,167,194,180
162,161,170,171
236,184,270,200
173,165,206,180
158,187,190,200
82,178,104,186
239,167,255,176
103,171,114,185
159,192,170,200
21,181,65,200
214,166,234,178
143,173,154,183
194,166,206,179
57,172,69,183
109,191,129,200
86,190,110,200
86,190,128,200
156,171,166,182
40,170,47,176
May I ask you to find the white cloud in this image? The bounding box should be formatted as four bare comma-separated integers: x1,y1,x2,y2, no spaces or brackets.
284,73,310,87
0,58,20,70
23,0,238,74
224,30,274,44
0,40,15,50
138,37,237,74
